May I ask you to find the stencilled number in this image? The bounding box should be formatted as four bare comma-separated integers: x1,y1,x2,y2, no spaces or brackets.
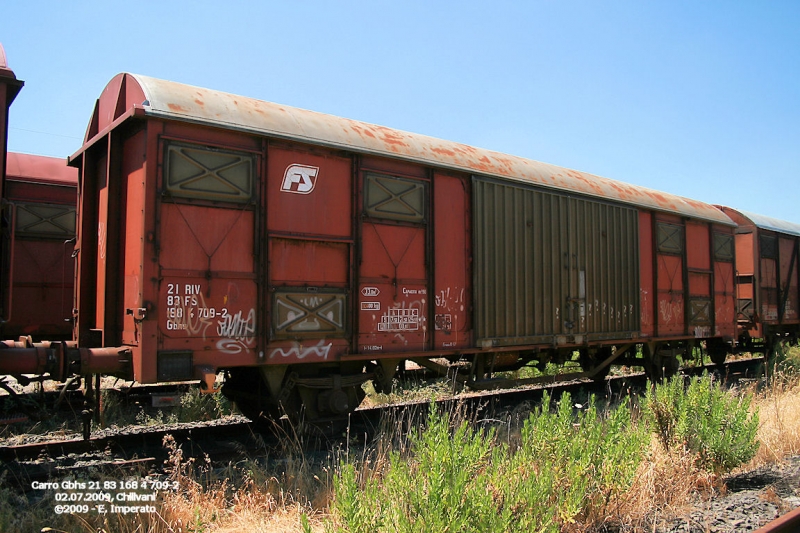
164,279,231,333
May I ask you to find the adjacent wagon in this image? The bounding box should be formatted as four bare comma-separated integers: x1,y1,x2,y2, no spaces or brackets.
1,152,76,340
718,206,800,354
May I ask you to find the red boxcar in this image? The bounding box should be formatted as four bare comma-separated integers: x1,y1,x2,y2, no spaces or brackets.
1,152,77,340
717,206,800,354
5,73,739,421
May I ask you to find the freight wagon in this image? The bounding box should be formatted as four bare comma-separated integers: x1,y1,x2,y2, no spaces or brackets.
1,73,740,424
717,206,800,355
1,152,76,340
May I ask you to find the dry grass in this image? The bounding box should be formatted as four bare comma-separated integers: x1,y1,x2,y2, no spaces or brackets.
606,437,717,531
148,434,334,533
748,371,800,466
606,349,800,531
611,351,800,529
156,483,323,533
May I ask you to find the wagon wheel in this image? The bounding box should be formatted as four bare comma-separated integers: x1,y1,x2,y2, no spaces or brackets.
221,367,283,422
762,335,789,384
706,338,728,366
224,363,367,435
642,343,679,382
579,347,611,383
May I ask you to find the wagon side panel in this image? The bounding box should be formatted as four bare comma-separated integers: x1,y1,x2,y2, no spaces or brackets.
4,177,76,340
151,128,262,382
638,211,655,337
433,172,471,350
654,216,685,336
357,163,429,353
266,145,353,364
685,221,713,337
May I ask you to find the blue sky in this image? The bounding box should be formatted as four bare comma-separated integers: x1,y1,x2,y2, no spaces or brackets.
2,1,798,221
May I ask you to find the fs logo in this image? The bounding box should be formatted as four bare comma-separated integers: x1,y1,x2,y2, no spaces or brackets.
281,164,319,194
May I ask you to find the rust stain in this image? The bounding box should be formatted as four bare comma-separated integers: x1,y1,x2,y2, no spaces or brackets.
378,127,408,148
167,103,190,113
194,98,204,106
350,124,376,139
584,178,607,196
450,143,475,157
609,181,625,193
650,192,667,203
491,155,515,175
648,192,677,210
431,146,456,157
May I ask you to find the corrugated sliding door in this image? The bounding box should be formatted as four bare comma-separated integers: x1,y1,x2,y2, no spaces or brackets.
473,177,639,347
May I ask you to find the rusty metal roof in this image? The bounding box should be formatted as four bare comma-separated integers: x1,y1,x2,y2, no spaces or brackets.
723,207,800,238
6,152,77,186
87,73,735,225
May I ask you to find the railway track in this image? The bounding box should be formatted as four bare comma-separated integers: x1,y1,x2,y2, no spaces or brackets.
0,356,766,491
0,418,257,488
0,353,767,423
756,506,800,533
0,381,201,425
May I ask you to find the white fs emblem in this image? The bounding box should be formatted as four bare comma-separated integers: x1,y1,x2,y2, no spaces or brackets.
281,164,319,194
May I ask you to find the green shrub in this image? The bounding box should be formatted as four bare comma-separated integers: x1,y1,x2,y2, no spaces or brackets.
331,407,509,533
644,373,759,473
330,393,648,532
773,343,800,375
177,388,232,421
501,392,647,530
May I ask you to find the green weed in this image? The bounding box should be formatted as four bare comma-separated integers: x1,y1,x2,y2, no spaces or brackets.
644,373,759,473
329,393,648,532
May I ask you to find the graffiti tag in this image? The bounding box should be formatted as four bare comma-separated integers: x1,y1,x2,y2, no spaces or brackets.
268,340,332,360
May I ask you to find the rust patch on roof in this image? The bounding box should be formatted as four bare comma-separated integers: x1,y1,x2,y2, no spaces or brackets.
431,146,456,157
377,127,408,149
350,124,376,139
167,103,190,113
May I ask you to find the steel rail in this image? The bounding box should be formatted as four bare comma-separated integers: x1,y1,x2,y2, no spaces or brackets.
754,506,800,533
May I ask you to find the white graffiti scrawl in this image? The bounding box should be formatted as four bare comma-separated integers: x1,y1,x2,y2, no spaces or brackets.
268,340,332,361
215,308,257,354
